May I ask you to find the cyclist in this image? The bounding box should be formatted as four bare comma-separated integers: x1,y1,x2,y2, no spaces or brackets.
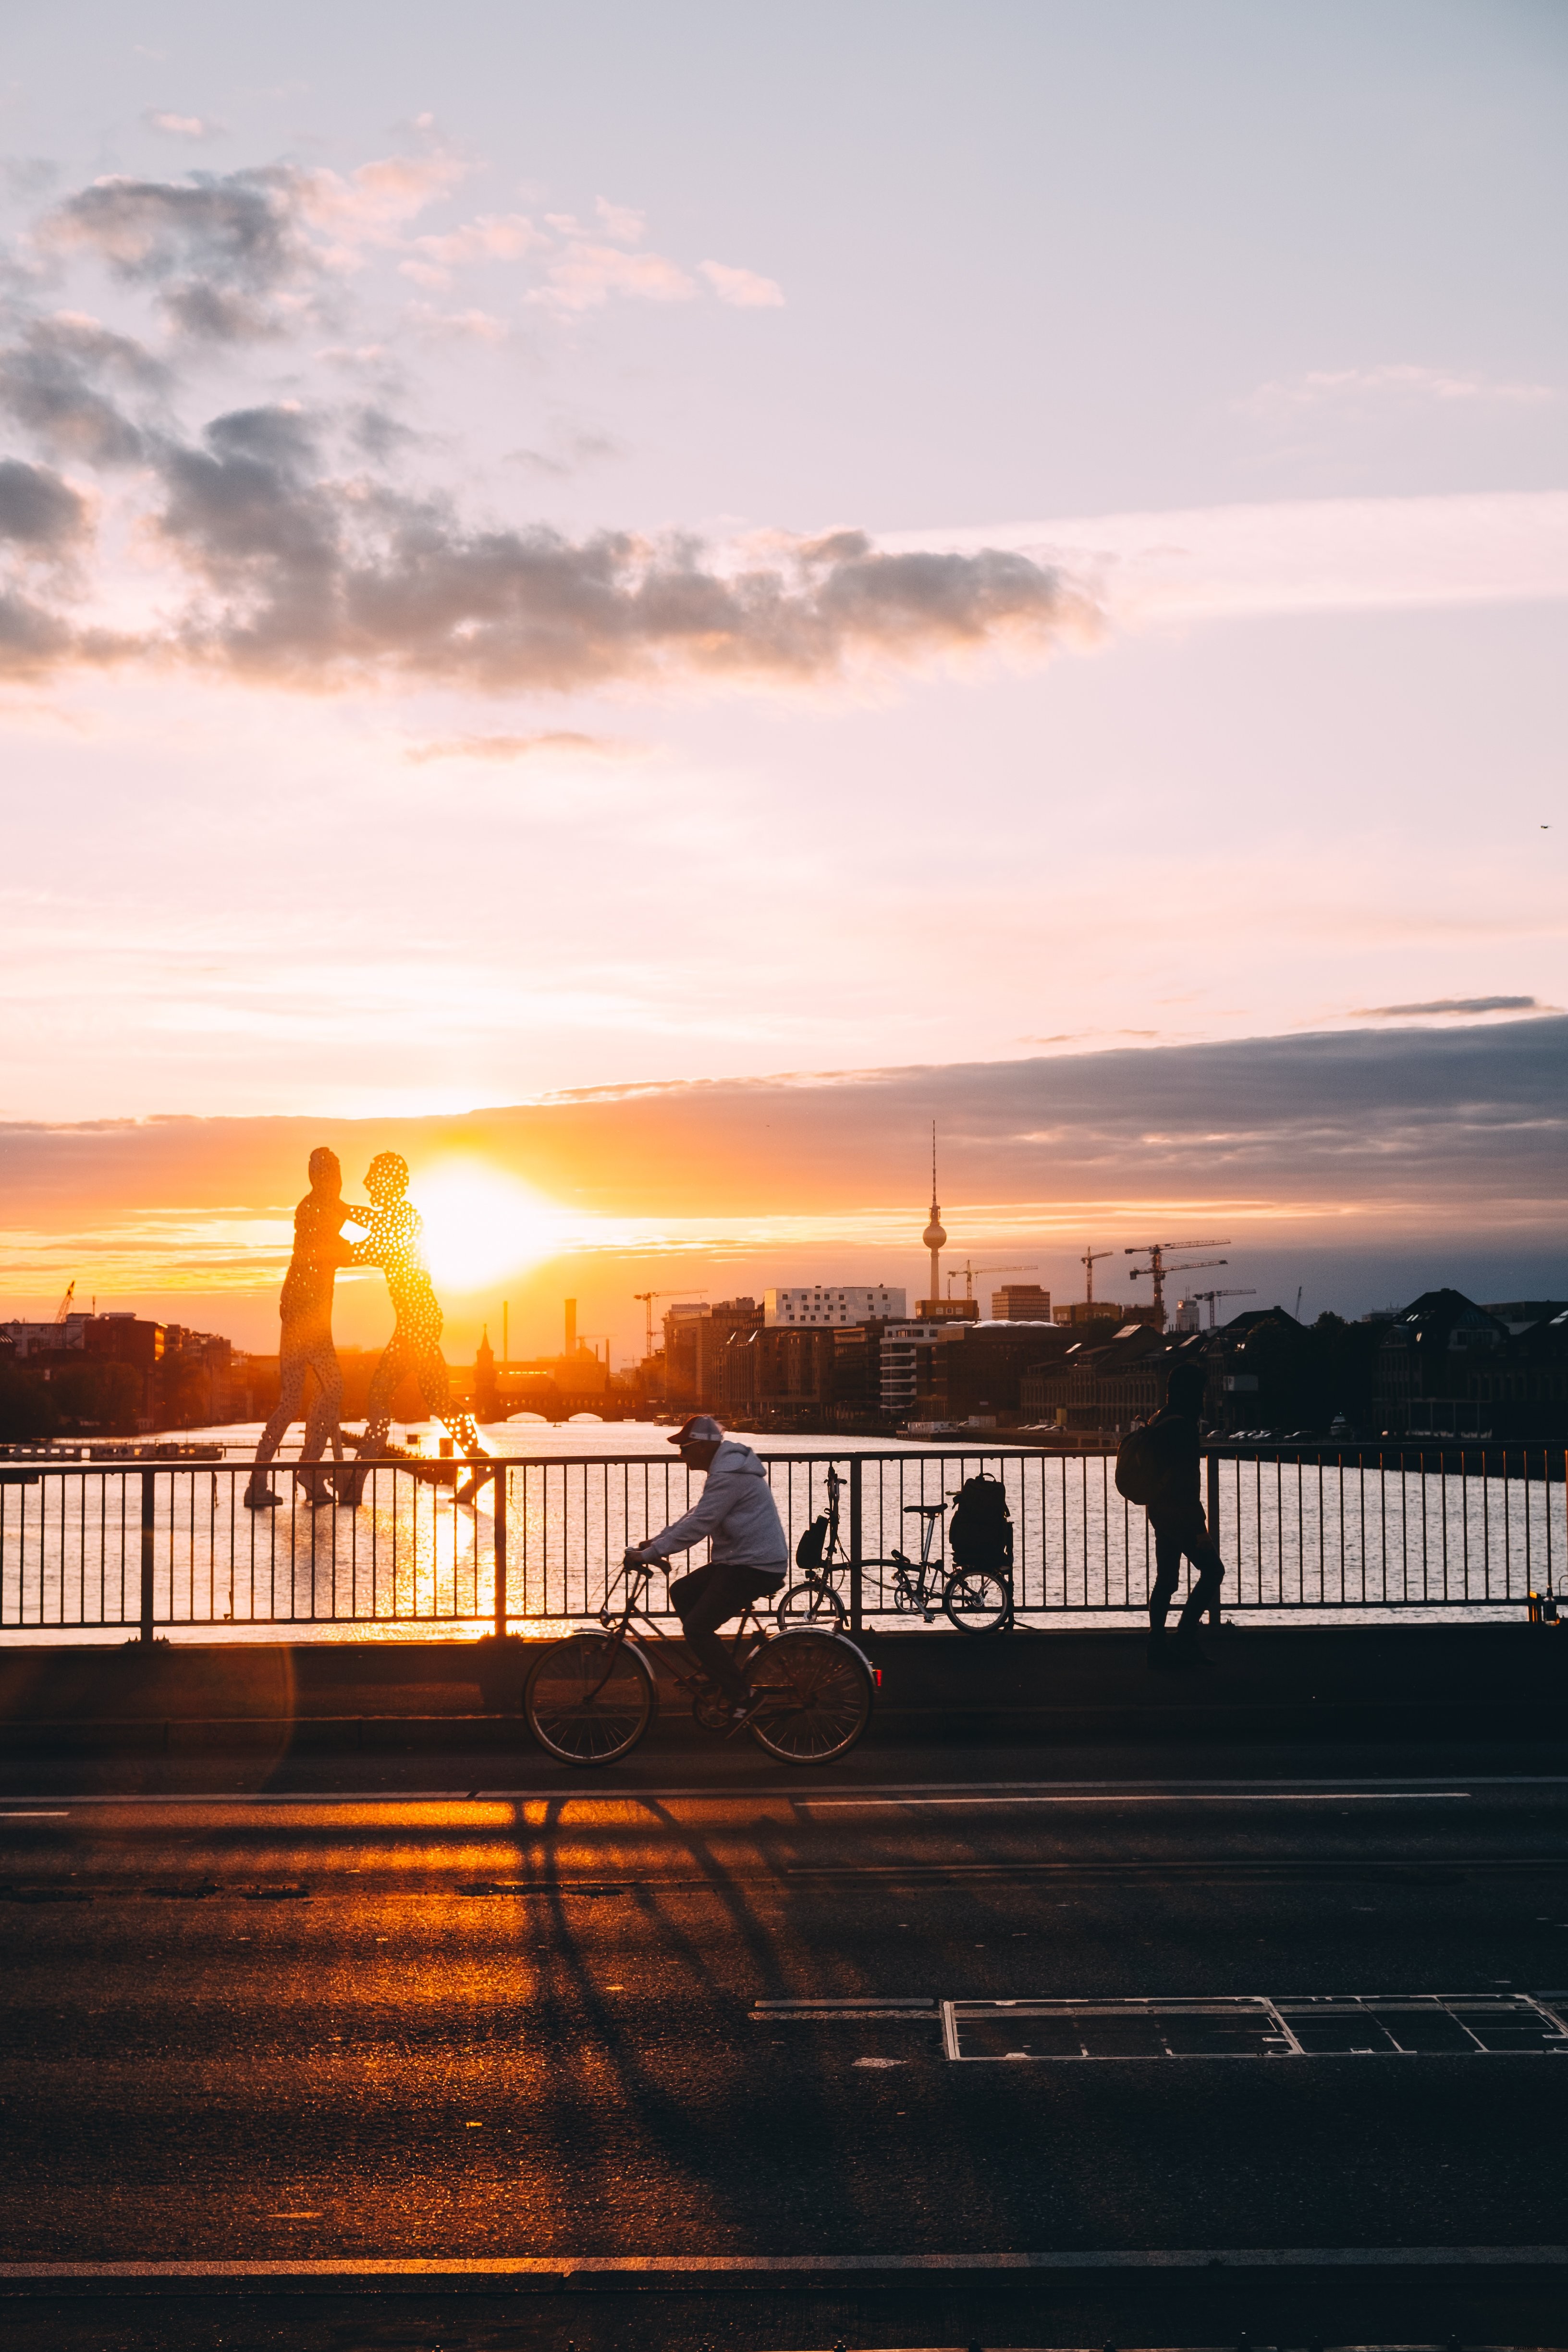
626,1415,788,1729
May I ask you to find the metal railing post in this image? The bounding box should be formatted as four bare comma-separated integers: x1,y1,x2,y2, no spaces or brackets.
848,1456,863,1634
139,1468,157,1642
1205,1447,1222,1628
492,1464,508,1640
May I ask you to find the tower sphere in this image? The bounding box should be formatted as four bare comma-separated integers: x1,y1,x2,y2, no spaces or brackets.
923,1214,947,1251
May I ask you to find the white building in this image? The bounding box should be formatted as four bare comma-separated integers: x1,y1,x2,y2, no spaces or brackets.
764,1285,906,1329
0,1314,90,1359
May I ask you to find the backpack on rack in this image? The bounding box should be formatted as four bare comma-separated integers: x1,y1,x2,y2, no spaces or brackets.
948,1472,1013,1569
795,1514,830,1570
1113,1424,1162,1507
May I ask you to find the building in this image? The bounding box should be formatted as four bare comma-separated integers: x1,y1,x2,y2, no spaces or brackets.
991,1284,1052,1323
663,1298,765,1415
765,1286,905,1327
1053,1299,1161,1330
870,1316,1053,1421
0,1311,233,1429
1467,1304,1568,1439
1375,1290,1508,1436
1021,1321,1178,1433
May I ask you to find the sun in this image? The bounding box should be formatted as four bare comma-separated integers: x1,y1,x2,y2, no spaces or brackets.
411,1161,562,1293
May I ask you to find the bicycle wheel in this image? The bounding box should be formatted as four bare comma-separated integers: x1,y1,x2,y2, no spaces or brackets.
747,1631,872,1764
525,1634,656,1765
774,1577,847,1632
943,1566,1012,1634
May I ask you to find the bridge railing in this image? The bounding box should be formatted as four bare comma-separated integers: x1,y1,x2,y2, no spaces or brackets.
0,1446,1562,1638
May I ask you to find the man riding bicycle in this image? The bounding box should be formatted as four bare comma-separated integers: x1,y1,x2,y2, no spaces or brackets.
626,1415,787,1731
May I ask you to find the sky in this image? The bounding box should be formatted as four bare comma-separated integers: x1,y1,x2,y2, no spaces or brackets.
0,1,1564,1359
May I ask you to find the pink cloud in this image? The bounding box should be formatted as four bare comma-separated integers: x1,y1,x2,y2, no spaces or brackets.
699,258,784,308
535,242,695,312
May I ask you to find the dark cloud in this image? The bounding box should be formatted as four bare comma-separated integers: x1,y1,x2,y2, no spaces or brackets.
0,1022,1562,1250
37,168,314,341
1354,994,1551,1018
0,457,85,547
493,1017,1568,1218
137,408,1075,689
0,314,163,465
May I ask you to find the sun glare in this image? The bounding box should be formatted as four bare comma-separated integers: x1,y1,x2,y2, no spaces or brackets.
411,1162,562,1293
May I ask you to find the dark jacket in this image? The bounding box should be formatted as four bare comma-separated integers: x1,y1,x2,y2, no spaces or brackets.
1141,1407,1204,1526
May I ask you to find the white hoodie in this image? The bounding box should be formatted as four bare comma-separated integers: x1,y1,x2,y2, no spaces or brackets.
640,1438,788,1577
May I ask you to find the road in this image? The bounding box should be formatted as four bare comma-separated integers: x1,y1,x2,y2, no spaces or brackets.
1,1742,1566,2347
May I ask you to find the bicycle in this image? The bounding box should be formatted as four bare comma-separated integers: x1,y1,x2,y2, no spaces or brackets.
774,1462,850,1631
870,1499,1013,1634
525,1553,877,1767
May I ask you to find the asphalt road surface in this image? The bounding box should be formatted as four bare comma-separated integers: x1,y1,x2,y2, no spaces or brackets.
1,1744,1566,2348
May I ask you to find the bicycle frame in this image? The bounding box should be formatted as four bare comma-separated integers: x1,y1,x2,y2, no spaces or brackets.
885,1504,947,1614
586,1559,766,1704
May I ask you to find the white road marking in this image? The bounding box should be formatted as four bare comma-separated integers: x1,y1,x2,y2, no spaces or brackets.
808,1792,1471,1807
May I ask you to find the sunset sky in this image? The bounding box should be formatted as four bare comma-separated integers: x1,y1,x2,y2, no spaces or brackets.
1,2,1564,1361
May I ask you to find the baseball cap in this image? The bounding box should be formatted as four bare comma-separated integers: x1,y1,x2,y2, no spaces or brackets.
669,1415,725,1446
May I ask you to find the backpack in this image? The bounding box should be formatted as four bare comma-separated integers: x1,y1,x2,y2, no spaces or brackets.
795,1514,829,1570
949,1473,1013,1568
1114,1424,1162,1507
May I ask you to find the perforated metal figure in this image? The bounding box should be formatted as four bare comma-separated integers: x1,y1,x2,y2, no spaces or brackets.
244,1147,368,1509
342,1151,489,1500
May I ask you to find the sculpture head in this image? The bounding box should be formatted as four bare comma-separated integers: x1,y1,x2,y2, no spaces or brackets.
307,1147,341,1194
365,1151,410,1206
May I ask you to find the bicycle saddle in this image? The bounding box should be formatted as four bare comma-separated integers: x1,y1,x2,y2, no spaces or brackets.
902,1502,946,1516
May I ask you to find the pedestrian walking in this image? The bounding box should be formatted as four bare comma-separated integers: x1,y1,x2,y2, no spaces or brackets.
1126,1360,1226,1668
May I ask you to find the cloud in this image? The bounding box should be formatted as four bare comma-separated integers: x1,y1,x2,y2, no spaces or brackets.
403,730,642,762
2,1021,1564,1292
1353,994,1558,1019
0,393,1081,689
1242,363,1557,414
594,198,644,244
0,311,166,464
534,240,695,312
699,258,784,308
0,457,86,548
399,210,545,288
32,154,467,341
144,111,224,142
155,453,1078,688
881,492,1568,623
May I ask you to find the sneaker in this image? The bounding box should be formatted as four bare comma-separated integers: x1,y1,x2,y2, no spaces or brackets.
243,1483,281,1510
1146,1634,1175,1670
723,1688,764,1737
1166,1639,1213,1672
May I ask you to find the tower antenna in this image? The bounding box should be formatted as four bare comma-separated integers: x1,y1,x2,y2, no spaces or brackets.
921,1124,947,1309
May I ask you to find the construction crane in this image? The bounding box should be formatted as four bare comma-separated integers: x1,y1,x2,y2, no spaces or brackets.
946,1260,1037,1303
1124,1240,1230,1327
1081,1245,1114,1307
632,1290,707,1361
1186,1286,1256,1331
53,1281,75,1324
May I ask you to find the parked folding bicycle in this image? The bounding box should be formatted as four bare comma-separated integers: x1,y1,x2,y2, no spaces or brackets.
525,1551,877,1766
869,1498,1013,1633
